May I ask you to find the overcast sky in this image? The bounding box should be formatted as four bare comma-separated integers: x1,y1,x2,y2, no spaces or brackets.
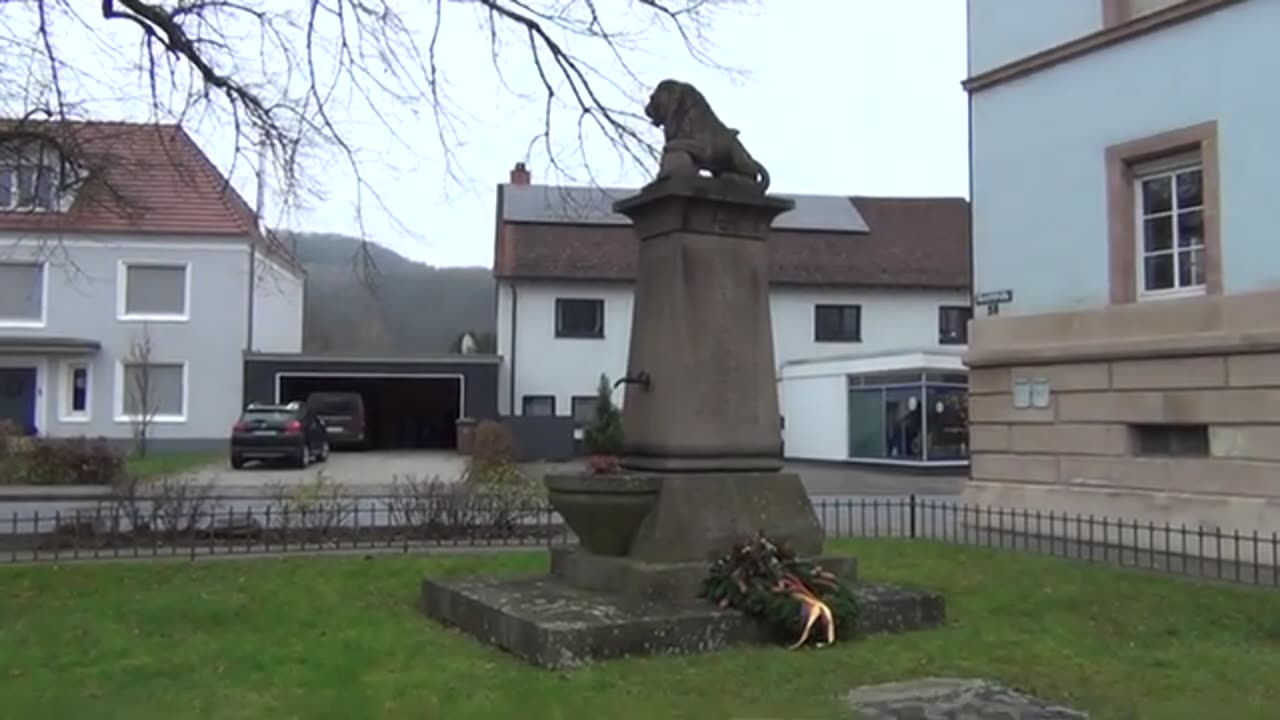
18,1,969,268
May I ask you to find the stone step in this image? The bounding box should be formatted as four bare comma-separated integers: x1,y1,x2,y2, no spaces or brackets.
420,573,945,671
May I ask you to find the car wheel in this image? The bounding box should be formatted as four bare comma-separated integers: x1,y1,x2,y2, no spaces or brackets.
231,454,245,470
318,441,330,462
295,446,310,469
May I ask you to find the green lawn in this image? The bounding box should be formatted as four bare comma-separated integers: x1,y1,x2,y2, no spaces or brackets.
2,541,1278,720
124,451,220,479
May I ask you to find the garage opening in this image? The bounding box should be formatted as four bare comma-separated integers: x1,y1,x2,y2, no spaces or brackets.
277,374,462,450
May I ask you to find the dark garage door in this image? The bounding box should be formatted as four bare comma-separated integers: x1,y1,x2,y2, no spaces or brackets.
277,374,462,450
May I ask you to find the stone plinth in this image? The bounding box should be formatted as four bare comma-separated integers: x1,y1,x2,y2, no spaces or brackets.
421,575,946,671
612,177,795,472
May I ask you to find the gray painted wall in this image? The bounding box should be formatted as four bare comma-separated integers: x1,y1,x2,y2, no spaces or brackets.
501,415,576,462
0,234,303,448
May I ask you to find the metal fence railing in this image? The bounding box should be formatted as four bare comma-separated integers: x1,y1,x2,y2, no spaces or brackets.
813,496,1279,588
2,493,1276,587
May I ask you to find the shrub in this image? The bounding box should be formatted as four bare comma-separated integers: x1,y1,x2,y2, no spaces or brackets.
267,472,355,535
470,419,517,465
0,434,124,486
460,420,542,527
583,373,623,457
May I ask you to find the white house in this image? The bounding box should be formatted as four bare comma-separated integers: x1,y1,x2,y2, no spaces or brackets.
0,120,305,451
492,163,973,465
965,0,1280,535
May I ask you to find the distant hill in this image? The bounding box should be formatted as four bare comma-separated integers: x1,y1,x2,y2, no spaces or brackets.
279,232,495,355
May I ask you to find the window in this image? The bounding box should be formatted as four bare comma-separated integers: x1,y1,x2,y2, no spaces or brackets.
522,395,555,417
0,144,63,211
555,298,604,338
61,362,91,421
119,262,189,320
1132,424,1209,457
847,370,969,463
571,395,597,427
814,304,861,342
118,361,187,422
938,306,972,345
1135,156,1205,297
1106,122,1219,304
0,262,45,326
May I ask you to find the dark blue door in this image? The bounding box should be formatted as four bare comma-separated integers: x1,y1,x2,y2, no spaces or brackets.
0,367,37,435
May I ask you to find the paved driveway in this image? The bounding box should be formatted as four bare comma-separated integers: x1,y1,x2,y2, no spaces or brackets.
193,450,470,490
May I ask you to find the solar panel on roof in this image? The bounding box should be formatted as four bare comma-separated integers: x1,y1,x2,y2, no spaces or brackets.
501,184,869,233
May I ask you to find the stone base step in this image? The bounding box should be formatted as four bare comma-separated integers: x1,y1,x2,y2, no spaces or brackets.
420,573,945,671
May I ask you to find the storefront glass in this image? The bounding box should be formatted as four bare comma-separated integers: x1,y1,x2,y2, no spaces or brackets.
847,370,968,463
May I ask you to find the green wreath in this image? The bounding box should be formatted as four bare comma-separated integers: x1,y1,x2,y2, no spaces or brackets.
701,532,859,648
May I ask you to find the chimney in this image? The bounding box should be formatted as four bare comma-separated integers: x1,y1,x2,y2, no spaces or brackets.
509,161,531,186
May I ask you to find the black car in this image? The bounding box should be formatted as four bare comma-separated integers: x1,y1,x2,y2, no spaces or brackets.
230,402,330,469
305,391,368,449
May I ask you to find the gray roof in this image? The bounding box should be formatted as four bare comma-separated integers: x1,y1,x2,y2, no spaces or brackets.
501,184,870,233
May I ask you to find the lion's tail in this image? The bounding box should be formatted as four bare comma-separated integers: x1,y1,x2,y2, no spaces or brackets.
755,161,771,193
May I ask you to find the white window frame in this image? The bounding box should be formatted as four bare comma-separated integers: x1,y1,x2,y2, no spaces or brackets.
59,360,92,423
116,260,192,322
113,359,189,424
1133,152,1207,301
0,260,48,328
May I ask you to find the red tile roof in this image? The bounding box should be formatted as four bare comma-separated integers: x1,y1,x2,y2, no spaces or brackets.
493,189,970,289
0,120,302,274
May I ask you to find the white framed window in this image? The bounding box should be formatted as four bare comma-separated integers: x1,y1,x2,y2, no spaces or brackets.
117,261,191,321
1134,153,1205,299
60,361,92,422
115,360,188,423
0,261,47,327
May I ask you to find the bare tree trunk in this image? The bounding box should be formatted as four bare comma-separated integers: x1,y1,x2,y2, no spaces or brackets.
126,325,158,458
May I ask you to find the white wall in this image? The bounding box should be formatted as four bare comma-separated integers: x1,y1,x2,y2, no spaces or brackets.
496,280,971,435
250,253,305,353
971,1,1280,317
778,373,847,462
967,0,1101,75
770,287,970,367
497,280,633,416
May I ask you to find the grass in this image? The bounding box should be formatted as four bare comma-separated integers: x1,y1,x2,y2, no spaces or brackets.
1,541,1278,720
124,451,220,480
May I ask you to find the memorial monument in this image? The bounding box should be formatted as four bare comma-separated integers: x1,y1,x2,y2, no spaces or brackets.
421,79,944,670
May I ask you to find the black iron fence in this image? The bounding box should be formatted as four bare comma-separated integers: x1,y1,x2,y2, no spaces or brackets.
2,493,1277,587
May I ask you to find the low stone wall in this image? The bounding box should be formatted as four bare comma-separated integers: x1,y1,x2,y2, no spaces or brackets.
964,289,1280,552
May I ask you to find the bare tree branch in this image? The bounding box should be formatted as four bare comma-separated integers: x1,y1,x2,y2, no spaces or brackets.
2,0,749,285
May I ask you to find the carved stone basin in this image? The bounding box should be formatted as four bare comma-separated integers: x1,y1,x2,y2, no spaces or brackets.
544,474,662,557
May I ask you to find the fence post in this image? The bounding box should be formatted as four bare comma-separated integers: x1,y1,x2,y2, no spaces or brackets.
909,494,917,539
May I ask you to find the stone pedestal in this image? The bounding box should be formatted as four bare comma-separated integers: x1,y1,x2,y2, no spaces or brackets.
613,177,795,472
544,470,834,602
419,175,947,670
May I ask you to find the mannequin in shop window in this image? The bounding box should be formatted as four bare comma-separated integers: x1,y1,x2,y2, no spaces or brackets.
885,395,922,459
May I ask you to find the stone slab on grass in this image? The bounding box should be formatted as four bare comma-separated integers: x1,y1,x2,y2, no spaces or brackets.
846,678,1089,719
421,574,945,670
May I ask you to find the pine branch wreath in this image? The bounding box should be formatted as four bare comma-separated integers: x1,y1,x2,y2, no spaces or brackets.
701,532,859,649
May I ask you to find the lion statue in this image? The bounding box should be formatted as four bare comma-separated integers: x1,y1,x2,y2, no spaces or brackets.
643,79,771,193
